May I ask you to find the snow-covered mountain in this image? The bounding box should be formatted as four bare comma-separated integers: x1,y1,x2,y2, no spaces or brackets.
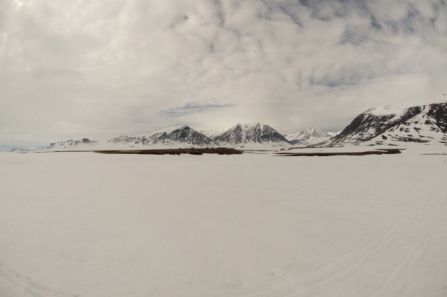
329,102,447,146
46,138,99,151
45,126,216,151
212,123,290,148
285,128,333,146
10,147,39,153
109,126,215,147
44,123,290,151
43,102,447,151
329,105,401,145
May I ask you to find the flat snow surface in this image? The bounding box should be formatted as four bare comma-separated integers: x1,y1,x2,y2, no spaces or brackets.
1,149,447,297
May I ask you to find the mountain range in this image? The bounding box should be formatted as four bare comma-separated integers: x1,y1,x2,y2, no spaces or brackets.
39,101,447,152
45,123,293,151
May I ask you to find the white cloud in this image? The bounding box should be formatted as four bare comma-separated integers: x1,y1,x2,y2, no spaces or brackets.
1,0,446,148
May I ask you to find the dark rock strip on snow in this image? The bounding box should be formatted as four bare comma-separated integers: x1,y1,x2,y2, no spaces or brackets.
275,149,402,157
95,148,243,155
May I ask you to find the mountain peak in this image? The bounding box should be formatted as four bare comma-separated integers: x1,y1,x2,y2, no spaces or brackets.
213,123,289,146
177,125,191,131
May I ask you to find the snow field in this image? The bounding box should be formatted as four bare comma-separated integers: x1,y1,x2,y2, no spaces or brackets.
0,150,446,297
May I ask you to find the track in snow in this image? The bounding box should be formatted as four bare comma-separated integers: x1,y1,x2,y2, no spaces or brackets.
1,151,446,297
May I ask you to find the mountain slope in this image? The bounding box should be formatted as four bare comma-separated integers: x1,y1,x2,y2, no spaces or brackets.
329,105,401,145
329,102,447,146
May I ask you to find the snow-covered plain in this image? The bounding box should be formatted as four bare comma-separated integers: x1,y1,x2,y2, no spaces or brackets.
1,149,447,297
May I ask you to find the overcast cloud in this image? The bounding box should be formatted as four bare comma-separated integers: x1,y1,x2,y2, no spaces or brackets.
1,0,446,149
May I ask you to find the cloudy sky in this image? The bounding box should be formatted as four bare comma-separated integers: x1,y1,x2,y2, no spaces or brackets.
1,0,446,149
